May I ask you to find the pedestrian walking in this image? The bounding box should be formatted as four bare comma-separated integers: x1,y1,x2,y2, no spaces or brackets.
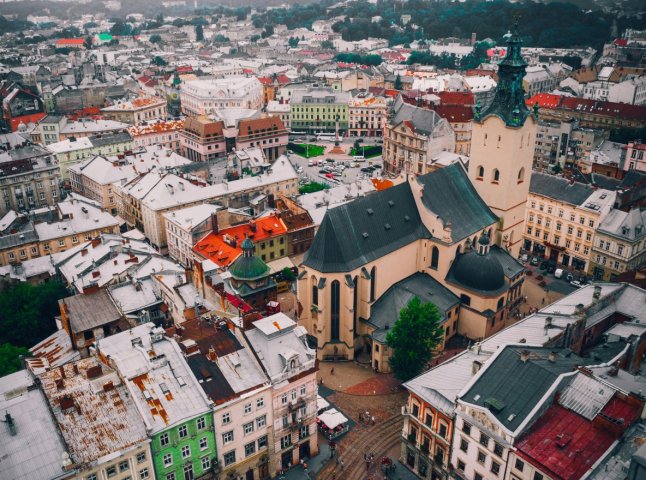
340,459,345,470
330,367,335,375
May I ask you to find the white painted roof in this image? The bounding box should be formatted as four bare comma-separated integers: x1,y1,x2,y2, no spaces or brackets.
163,204,220,230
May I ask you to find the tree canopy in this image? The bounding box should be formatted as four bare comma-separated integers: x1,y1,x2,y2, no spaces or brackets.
386,297,445,381
335,53,383,66
0,343,30,377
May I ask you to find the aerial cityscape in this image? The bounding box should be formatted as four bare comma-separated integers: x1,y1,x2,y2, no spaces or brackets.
0,0,645,479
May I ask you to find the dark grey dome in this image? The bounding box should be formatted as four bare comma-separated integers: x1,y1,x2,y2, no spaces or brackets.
452,250,505,291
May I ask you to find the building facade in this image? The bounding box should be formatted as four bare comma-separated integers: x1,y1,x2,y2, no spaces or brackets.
101,97,168,124
180,77,264,116
348,94,388,138
289,88,350,134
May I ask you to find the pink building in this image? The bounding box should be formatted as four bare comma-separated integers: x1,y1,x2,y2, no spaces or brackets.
622,141,646,171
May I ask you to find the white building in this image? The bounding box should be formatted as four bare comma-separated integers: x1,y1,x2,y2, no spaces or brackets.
266,101,291,130
180,76,264,116
164,204,220,267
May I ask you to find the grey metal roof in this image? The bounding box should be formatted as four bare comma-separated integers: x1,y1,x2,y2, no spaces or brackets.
418,163,498,242
598,208,646,241
302,181,431,273
0,370,70,480
366,272,459,338
489,245,525,280
390,96,445,136
558,372,614,420
60,289,122,334
530,172,595,206
461,346,593,432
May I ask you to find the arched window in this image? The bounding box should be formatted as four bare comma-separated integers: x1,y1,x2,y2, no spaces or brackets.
311,277,318,306
331,280,340,341
493,169,500,182
497,297,504,310
518,167,525,183
353,276,358,338
431,246,439,269
476,165,484,179
370,266,376,302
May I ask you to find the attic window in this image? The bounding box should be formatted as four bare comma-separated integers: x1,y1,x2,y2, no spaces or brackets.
362,232,369,239
367,208,374,215
388,200,395,207
384,224,391,230
404,215,410,222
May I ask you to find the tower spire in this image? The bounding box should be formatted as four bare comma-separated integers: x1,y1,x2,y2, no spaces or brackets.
476,19,531,128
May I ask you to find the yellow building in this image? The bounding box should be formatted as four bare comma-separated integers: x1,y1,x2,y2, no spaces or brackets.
298,30,536,371
524,173,615,272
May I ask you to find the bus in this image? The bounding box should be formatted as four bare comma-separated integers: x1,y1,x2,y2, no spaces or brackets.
316,133,336,142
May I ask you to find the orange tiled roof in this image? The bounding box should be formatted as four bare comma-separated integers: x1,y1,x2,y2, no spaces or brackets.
193,215,287,267
56,38,86,45
128,119,185,136
371,178,394,191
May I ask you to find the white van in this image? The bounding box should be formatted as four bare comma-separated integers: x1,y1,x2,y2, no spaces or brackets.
554,268,564,279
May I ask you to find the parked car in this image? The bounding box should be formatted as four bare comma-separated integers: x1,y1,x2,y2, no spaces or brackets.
530,257,539,266
570,280,583,288
566,273,574,282
547,264,556,274
554,268,564,279
308,160,313,167
325,173,335,179
296,166,304,174
520,254,528,263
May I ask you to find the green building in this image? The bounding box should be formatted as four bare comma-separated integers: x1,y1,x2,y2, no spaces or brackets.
97,323,218,480
290,87,350,134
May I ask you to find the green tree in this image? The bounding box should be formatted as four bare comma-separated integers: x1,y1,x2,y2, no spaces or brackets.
281,267,297,282
149,34,162,44
386,297,444,381
0,280,68,348
0,343,30,377
394,73,403,90
321,39,334,49
195,24,204,42
151,56,167,66
288,36,299,48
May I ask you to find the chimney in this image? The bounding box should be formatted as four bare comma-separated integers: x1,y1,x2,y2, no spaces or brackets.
593,285,602,300
548,351,557,362
81,248,88,256
85,364,103,380
211,212,219,234
59,365,66,379
520,350,530,363
544,316,553,330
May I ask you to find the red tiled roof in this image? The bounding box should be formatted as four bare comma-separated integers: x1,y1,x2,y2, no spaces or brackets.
193,215,287,268
258,75,291,86
614,38,628,47
527,93,646,121
55,38,85,45
437,91,474,106
433,104,473,122
516,396,640,480
176,66,193,73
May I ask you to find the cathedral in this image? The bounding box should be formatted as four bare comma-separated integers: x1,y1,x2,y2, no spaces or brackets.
297,27,537,372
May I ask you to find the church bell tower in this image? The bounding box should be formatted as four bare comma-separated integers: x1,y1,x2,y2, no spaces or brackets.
468,23,537,258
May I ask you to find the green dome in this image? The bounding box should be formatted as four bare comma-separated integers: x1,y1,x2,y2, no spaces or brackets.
241,237,255,250
229,253,270,281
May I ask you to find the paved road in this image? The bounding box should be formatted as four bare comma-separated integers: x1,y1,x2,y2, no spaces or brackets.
317,413,404,480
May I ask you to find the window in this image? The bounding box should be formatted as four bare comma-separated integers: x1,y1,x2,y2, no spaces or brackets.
224,451,236,466
166,474,176,480
245,442,256,457
300,384,306,396
460,438,469,452
163,453,173,467
477,165,484,178
257,414,267,429
439,423,447,438
494,442,503,456
119,461,129,472
258,435,268,449
480,433,489,447
197,417,206,430
331,280,340,340
244,422,254,435
424,412,433,427
534,474,544,480
492,169,500,182
477,450,486,464
431,246,439,269
463,422,471,435
178,425,188,438
370,266,376,301
139,469,149,480
257,397,265,409
181,445,191,459
106,466,117,477
244,403,252,415
491,461,500,475
281,393,288,405
457,460,465,471
283,415,289,427
199,437,208,450
160,432,169,446
475,473,483,480
518,167,525,182
87,475,97,480
291,389,297,400
460,294,471,306
136,452,146,464
280,434,292,449
222,413,231,425
201,457,210,471
222,431,234,444
515,458,525,471
58,239,65,247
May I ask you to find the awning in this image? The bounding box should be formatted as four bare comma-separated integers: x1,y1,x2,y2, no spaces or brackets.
317,395,330,412
318,408,348,430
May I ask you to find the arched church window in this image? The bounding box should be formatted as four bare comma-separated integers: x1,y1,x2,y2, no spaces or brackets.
331,280,340,341
518,167,525,183
493,169,500,182
370,267,376,302
431,246,439,269
476,165,484,179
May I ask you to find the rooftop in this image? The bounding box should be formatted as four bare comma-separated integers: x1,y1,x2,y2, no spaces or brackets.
39,357,149,466
59,289,123,334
